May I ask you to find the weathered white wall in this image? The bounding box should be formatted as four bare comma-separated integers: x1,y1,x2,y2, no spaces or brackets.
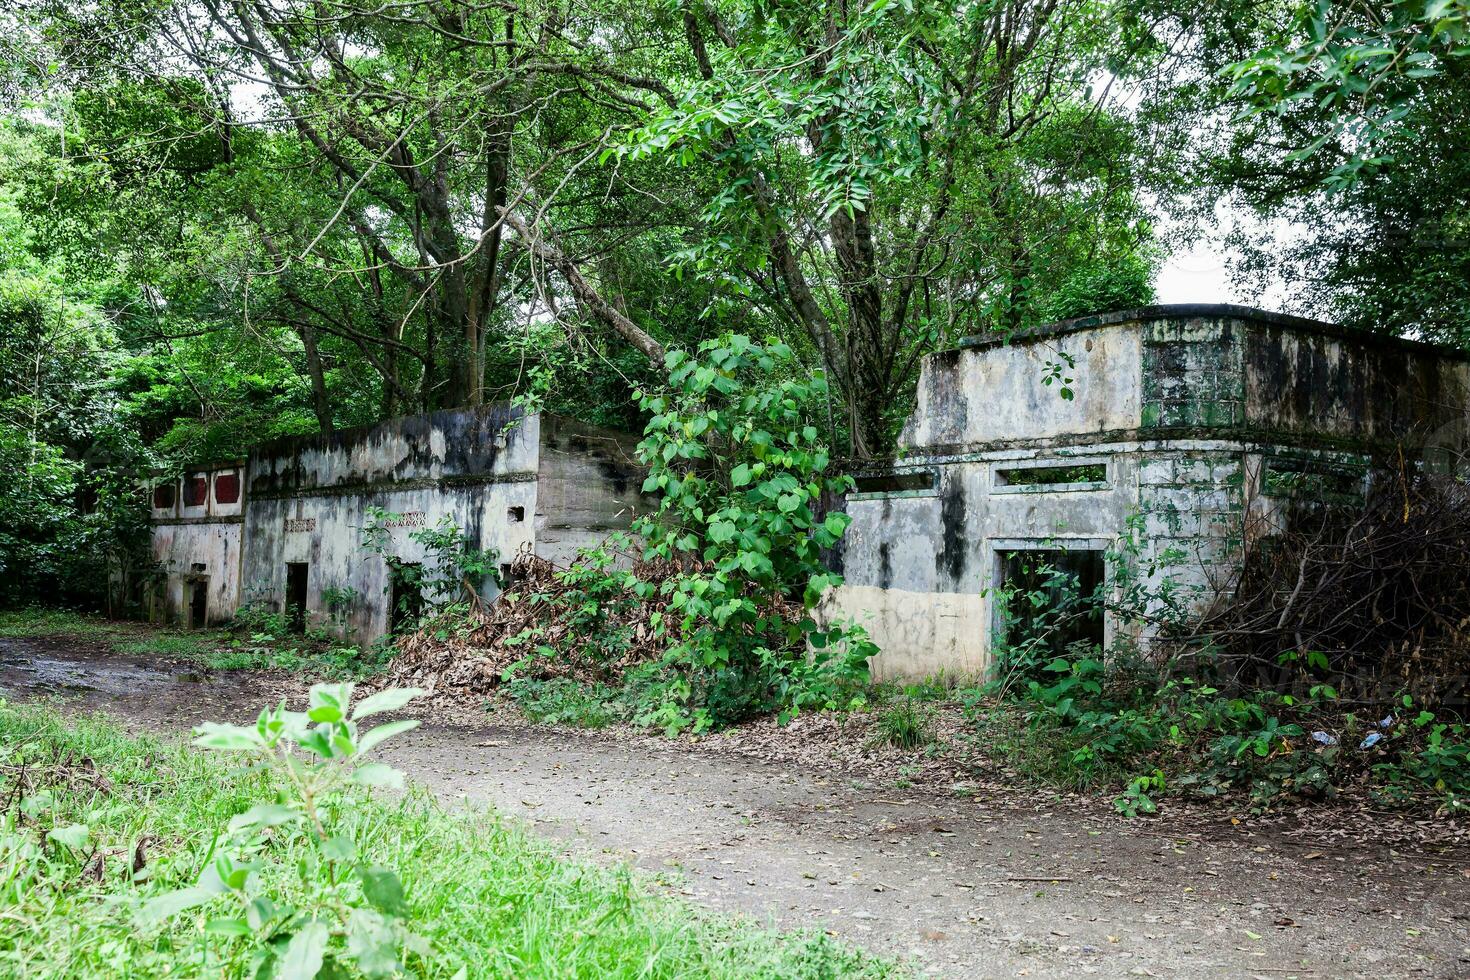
224,406,649,644
829,307,1470,682
242,483,537,640
899,324,1142,451
149,464,245,626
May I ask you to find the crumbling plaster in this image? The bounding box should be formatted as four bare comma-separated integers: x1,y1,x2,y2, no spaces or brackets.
829,305,1470,682
149,407,649,643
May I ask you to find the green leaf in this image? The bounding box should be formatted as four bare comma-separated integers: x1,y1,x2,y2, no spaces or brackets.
46,823,88,849
138,886,215,926
730,463,752,487
346,908,401,978
351,687,424,720
278,920,329,980
192,722,264,752
205,917,253,938
227,803,299,833
321,836,358,862
351,762,405,790
356,719,420,756
358,865,407,915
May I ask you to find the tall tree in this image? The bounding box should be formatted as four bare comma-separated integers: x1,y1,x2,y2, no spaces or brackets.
626,0,1163,456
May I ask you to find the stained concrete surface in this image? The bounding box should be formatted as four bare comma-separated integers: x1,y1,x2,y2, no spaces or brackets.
2,637,1468,979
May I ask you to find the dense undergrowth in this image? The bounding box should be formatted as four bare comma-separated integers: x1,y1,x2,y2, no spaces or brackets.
973,645,1470,816
391,336,877,734
0,695,891,978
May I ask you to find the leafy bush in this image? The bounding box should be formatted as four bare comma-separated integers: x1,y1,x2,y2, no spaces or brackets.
626,335,876,729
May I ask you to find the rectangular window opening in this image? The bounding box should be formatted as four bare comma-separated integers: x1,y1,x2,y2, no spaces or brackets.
997,548,1105,655
507,505,525,523
153,484,176,510
851,470,935,495
183,475,209,507
285,562,309,634
995,463,1107,488
1262,459,1363,499
214,471,241,505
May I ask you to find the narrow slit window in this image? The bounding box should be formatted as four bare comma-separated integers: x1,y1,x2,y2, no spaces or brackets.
995,463,1106,488
851,471,935,494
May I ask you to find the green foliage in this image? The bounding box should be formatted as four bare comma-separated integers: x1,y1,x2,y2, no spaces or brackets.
0,700,893,977
1226,0,1470,189
980,549,1470,814
152,683,428,977
632,335,874,729
360,510,500,633
873,699,936,751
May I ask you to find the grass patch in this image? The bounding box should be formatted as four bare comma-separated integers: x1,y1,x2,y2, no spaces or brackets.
0,700,895,978
0,608,125,641
0,607,229,662
871,698,936,751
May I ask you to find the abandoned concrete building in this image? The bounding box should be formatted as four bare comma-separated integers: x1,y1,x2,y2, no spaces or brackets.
148,304,1470,680
148,407,648,640
827,304,1470,681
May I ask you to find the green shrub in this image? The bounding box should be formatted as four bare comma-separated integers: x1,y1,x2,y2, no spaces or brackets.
873,699,935,750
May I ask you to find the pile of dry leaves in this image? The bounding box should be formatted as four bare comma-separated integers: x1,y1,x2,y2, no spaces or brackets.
384,549,674,692
387,548,804,694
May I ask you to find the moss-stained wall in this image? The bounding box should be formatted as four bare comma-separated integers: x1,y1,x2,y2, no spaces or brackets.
828,305,1470,681
150,407,649,643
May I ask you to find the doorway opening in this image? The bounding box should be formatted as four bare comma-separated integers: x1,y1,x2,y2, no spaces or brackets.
389,563,424,634
286,562,309,633
188,579,208,629
996,547,1105,656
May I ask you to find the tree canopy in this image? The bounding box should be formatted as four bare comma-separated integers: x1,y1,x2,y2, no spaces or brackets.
1,0,1466,603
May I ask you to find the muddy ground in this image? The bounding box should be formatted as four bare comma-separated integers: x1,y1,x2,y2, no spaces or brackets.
2,635,1468,979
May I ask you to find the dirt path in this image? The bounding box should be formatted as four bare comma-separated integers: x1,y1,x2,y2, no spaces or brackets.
3,637,1468,978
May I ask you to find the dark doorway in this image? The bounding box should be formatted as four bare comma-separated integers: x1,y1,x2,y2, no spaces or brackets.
188,579,208,629
389,563,424,634
286,562,309,633
998,548,1105,655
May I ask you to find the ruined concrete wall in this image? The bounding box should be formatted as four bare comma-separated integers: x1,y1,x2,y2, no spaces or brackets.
830,448,1150,681
900,324,1142,451
1242,322,1470,446
828,305,1470,682
148,464,245,626
241,483,537,641
534,416,652,564
241,406,540,641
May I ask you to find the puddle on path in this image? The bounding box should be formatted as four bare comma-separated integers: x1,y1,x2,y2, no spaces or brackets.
0,639,215,698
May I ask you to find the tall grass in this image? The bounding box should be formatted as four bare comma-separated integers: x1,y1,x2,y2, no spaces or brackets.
0,702,894,978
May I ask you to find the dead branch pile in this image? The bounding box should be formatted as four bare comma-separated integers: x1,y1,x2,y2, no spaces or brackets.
384,549,674,692
1191,474,1470,706
384,548,802,694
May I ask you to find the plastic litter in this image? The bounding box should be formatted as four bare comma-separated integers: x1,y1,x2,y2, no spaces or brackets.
1311,731,1339,746
1360,732,1384,750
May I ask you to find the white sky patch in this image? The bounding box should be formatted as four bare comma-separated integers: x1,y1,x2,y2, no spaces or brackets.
1154,200,1306,312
